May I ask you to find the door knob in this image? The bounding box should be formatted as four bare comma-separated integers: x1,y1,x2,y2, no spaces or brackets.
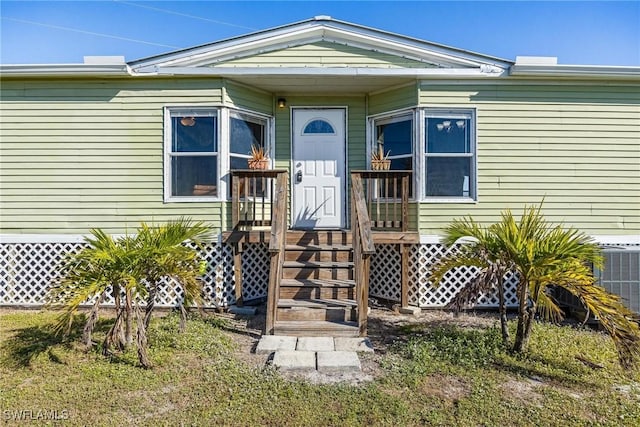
295,170,302,183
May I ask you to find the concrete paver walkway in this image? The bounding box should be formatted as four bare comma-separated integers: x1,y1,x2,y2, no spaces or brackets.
256,336,373,373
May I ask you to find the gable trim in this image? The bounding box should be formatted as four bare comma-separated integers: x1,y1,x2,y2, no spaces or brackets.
128,17,512,72
141,66,507,78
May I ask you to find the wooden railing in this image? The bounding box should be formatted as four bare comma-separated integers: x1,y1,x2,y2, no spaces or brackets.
231,170,288,230
350,170,411,232
351,170,413,309
351,173,376,336
230,170,287,312
265,172,287,335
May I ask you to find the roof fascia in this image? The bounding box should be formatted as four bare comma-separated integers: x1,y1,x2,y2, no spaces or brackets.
148,66,507,78
510,64,640,79
0,63,130,77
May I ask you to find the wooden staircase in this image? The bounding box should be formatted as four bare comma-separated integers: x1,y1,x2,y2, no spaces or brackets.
274,231,359,337
228,169,415,339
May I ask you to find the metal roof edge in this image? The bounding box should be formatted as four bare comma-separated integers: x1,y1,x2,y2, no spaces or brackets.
509,64,640,79
0,63,130,77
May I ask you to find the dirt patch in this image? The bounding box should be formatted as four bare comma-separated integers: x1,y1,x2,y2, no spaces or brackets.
501,378,545,406
420,374,471,402
212,304,500,385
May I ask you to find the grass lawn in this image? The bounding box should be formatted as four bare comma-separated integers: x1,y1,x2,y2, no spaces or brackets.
1,309,639,426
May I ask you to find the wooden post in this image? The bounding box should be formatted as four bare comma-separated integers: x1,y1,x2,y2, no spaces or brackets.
233,243,243,306
359,254,370,337
401,173,410,308
400,243,409,308
401,173,409,232
231,174,239,229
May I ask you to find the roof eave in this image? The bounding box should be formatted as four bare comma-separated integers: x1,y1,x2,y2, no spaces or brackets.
509,64,640,79
0,63,130,77
143,66,508,78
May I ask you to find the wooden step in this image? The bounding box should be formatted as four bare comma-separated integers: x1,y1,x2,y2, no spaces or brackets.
281,267,353,280
283,261,353,268
273,320,359,337
279,278,355,299
285,244,352,251
284,249,351,263
278,298,357,308
286,231,352,245
276,306,355,322
277,300,357,322
280,278,355,288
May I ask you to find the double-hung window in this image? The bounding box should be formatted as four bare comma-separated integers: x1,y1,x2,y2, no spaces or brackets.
424,110,475,200
229,112,268,197
373,113,414,197
229,112,267,170
167,109,219,199
370,108,476,202
165,107,271,202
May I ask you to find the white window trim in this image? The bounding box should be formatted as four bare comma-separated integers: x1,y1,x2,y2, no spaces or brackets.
163,106,273,203
368,109,418,201
368,107,478,203
420,108,478,203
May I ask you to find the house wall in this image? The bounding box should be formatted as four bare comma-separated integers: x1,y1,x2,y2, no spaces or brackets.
368,83,418,115
2,76,638,238
0,77,272,235
416,80,640,236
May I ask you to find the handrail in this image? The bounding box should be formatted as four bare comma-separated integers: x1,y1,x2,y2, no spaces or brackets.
351,172,375,336
265,171,287,335
268,172,287,253
351,173,375,255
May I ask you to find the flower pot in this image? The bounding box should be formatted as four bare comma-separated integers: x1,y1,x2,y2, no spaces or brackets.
371,160,391,170
248,159,269,170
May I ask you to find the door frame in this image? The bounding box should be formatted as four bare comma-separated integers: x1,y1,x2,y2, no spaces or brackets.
290,106,348,229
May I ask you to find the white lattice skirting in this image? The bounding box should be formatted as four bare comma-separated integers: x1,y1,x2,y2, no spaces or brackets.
370,244,519,308
0,237,517,309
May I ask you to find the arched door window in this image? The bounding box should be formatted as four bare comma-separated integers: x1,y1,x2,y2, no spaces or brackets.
302,119,335,135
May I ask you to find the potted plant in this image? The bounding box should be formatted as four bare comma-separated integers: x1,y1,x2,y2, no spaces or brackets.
248,144,269,170
371,145,391,170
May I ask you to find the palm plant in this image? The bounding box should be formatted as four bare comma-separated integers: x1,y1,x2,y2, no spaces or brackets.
431,203,640,368
47,218,211,368
133,218,210,330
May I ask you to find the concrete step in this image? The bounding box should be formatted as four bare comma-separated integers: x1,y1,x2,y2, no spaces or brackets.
271,350,361,373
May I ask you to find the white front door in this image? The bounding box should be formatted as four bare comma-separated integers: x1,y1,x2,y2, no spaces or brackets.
292,108,346,229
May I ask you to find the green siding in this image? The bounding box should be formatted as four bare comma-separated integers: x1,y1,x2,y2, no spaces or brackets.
213,41,432,69
224,79,273,114
368,83,418,115
1,73,638,238
0,77,246,234
418,81,640,235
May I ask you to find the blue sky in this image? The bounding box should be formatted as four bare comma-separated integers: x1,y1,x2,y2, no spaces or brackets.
1,1,639,66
